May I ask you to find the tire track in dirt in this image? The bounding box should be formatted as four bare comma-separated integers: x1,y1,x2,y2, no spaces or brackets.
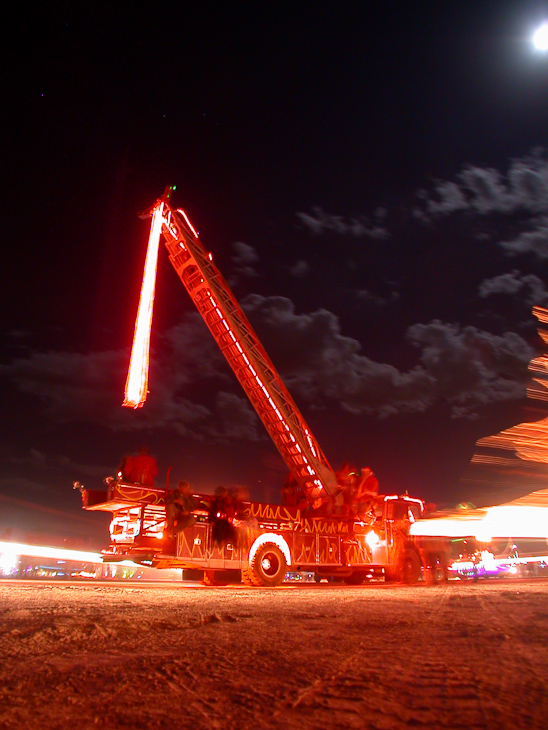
268,585,491,730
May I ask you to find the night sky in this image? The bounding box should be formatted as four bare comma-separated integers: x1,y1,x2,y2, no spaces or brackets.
4,2,548,546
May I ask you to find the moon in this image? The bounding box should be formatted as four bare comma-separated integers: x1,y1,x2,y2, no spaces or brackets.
533,23,548,50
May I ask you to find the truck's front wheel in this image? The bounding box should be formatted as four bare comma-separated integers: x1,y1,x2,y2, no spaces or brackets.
401,549,422,584
248,543,287,586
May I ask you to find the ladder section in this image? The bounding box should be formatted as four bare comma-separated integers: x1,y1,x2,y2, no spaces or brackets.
159,203,338,507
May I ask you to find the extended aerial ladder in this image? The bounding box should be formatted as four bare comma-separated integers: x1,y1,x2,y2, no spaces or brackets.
127,188,338,508
76,189,428,584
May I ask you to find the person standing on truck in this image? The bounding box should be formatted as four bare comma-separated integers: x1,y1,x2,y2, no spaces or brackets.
352,466,379,515
281,473,307,510
165,480,197,537
127,446,158,486
117,453,134,482
209,486,234,548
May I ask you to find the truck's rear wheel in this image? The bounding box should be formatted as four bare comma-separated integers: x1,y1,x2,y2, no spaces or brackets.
248,543,287,586
401,549,422,584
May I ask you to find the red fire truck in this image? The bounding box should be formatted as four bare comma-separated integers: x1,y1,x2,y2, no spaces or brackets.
76,189,427,586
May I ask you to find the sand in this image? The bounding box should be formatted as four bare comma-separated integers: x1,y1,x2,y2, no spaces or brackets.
1,578,547,729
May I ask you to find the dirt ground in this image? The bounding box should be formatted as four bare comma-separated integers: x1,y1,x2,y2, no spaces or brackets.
1,578,547,730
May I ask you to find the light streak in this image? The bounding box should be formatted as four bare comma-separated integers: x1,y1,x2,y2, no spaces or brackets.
305,430,317,458
450,553,548,576
411,498,548,540
176,208,199,238
0,541,103,564
123,202,164,408
480,505,548,539
410,513,486,538
468,306,548,467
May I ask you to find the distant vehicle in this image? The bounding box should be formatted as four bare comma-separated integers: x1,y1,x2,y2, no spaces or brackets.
410,492,548,582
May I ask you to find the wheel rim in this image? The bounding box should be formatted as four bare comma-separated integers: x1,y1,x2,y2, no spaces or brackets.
261,552,279,577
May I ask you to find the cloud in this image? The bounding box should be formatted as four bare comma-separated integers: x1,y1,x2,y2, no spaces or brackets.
0,310,262,443
416,152,548,219
406,321,533,418
0,290,535,442
289,260,310,278
0,348,127,424
212,392,262,441
355,289,399,307
159,312,228,384
479,271,548,305
242,295,532,419
295,207,389,239
508,158,548,212
410,151,548,261
0,316,221,439
10,449,108,479
231,241,259,278
420,180,469,216
499,221,548,258
458,166,513,214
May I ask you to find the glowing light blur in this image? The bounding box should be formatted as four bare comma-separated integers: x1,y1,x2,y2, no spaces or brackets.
123,202,164,408
411,494,548,540
450,553,548,576
464,306,548,494
481,505,548,538
0,547,18,575
475,419,548,465
0,541,102,564
410,516,485,538
533,24,548,50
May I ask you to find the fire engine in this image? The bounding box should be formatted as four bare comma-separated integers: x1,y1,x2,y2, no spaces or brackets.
76,188,428,586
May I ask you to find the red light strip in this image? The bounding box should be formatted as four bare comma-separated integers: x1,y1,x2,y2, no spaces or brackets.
176,208,199,238
204,286,321,482
123,202,164,408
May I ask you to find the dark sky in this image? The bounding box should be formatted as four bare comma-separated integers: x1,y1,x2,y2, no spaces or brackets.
4,1,548,546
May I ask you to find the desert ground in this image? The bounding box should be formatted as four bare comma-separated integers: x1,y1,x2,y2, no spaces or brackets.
1,578,547,730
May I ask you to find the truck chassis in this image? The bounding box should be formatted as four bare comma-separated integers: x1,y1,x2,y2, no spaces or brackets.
82,481,425,586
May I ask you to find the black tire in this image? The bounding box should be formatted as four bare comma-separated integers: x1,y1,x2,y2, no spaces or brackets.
248,543,287,586
241,567,261,586
344,570,367,585
431,553,449,584
401,549,422,584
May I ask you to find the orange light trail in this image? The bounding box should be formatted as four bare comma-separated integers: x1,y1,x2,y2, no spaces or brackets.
411,496,548,540
123,202,164,408
463,306,548,482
